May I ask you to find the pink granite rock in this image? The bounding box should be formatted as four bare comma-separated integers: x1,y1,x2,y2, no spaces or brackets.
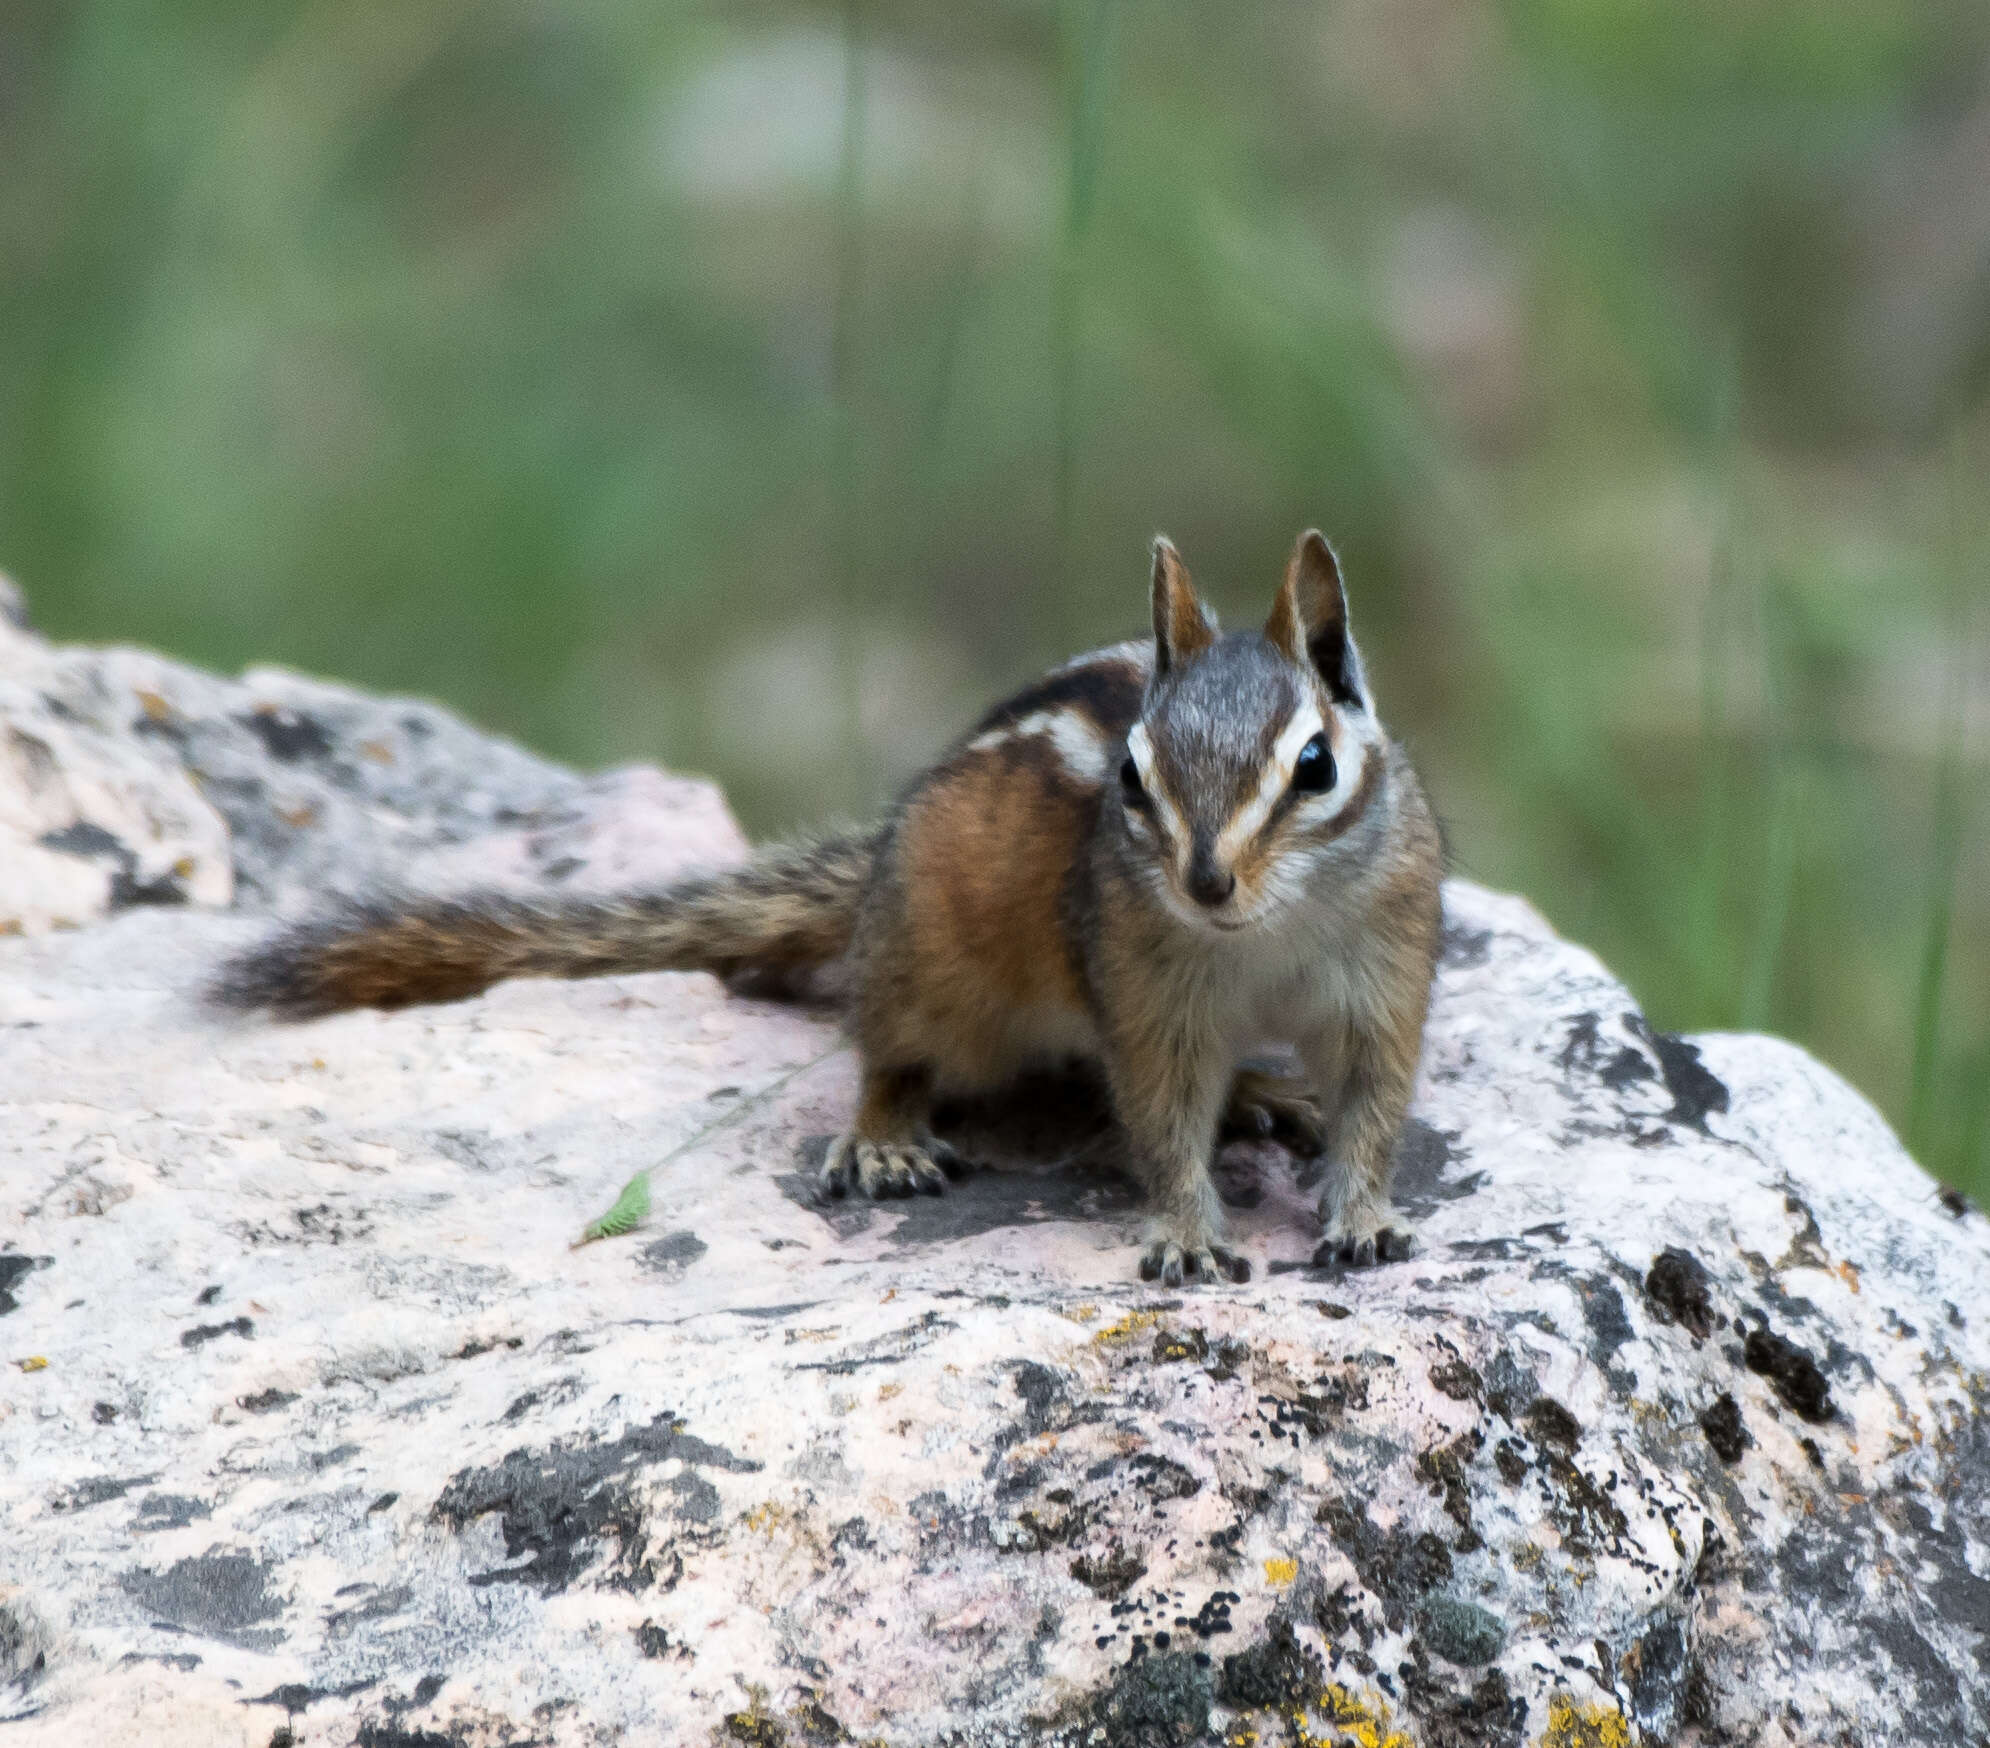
1,596,1986,1747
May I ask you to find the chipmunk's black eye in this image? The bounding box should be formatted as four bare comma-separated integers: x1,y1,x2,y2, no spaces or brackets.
1119,755,1144,802
1292,732,1334,794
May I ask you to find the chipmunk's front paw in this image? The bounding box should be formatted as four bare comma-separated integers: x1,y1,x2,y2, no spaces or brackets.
1138,1236,1252,1288
1219,1069,1326,1159
820,1134,962,1200
1312,1200,1414,1269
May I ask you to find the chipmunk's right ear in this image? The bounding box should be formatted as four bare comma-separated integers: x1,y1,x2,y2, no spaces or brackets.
1266,529,1364,708
1151,537,1217,677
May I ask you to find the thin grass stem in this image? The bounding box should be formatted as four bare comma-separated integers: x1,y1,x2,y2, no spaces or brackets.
1907,436,1972,1159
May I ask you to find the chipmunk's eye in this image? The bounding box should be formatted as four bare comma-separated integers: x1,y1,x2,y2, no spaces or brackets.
1292,732,1335,794
1119,755,1145,803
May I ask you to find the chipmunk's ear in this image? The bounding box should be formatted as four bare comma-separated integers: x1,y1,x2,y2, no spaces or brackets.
1151,537,1217,676
1267,529,1364,708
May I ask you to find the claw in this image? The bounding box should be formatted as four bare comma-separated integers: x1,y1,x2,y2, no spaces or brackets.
820,1135,855,1200
1311,1217,1414,1271
1138,1237,1252,1289
819,1133,956,1204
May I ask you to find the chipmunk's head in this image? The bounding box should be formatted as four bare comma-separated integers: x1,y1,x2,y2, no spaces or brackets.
1117,530,1385,932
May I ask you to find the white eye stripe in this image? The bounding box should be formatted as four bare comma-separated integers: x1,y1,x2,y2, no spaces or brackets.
1125,721,1190,847
1215,704,1327,864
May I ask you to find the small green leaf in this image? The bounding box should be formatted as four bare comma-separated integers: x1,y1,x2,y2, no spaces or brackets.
573,1172,651,1248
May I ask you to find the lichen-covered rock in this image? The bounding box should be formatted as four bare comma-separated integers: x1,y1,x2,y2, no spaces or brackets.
1,601,1987,1747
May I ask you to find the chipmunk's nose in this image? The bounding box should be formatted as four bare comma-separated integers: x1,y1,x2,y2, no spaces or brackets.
1184,853,1236,910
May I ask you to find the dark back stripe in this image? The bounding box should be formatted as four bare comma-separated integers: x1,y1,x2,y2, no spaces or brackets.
968,655,1146,744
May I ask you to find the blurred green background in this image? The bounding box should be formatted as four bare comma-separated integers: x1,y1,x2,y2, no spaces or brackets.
3,0,1985,1191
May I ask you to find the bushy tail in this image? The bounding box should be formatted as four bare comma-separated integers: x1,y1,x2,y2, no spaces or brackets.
210,829,881,1019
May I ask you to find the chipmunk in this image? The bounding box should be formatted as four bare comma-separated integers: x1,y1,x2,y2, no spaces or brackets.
214,531,1443,1286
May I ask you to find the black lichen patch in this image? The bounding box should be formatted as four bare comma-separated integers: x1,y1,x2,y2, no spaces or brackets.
354,1724,475,1748
50,1473,156,1513
637,1230,708,1280
1093,1649,1212,1746
1126,1453,1201,1503
237,1388,298,1415
1440,924,1494,969
1481,1350,1538,1423
1402,1664,1527,1748
453,1337,523,1360
181,1316,254,1350
1599,1046,1655,1091
792,1695,850,1743
1,1599,51,1692
37,821,127,861
1071,1544,1148,1600
1645,1248,1716,1341
0,1254,52,1317
109,867,189,907
1417,1429,1484,1545
1522,1397,1581,1452
1699,1394,1749,1463
240,705,334,762
1741,1325,1834,1422
1317,1501,1454,1630
245,1678,374,1714
777,1161,873,1239
1428,1354,1482,1402
1393,1121,1483,1215
120,1547,287,1648
1554,1007,1653,1094
1632,1017,1730,1132
37,822,188,908
134,1493,212,1532
1218,1618,1323,1707
324,1584,412,1636
1623,1617,1691,1740
633,1621,685,1660
1534,1448,1630,1561
722,1708,788,1747
431,1412,759,1592
1571,1274,1634,1369
1151,1326,1209,1365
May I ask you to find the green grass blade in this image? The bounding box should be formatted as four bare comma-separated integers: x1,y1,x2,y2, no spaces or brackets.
574,1172,652,1248
1908,436,1974,1163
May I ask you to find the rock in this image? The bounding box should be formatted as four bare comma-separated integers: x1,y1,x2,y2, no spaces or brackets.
2,601,1988,1746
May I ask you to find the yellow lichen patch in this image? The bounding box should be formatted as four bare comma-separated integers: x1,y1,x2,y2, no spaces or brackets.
1063,1302,1100,1324
877,1382,903,1402
1541,1692,1632,1748
741,1502,788,1536
1263,1557,1298,1587
1309,1683,1411,1748
1092,1310,1162,1346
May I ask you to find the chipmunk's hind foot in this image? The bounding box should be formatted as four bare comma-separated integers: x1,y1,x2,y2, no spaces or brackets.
820,1134,970,1201
1218,1067,1326,1158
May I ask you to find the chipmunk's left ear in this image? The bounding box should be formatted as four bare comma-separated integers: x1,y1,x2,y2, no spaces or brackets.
1150,537,1218,677
1267,529,1366,708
